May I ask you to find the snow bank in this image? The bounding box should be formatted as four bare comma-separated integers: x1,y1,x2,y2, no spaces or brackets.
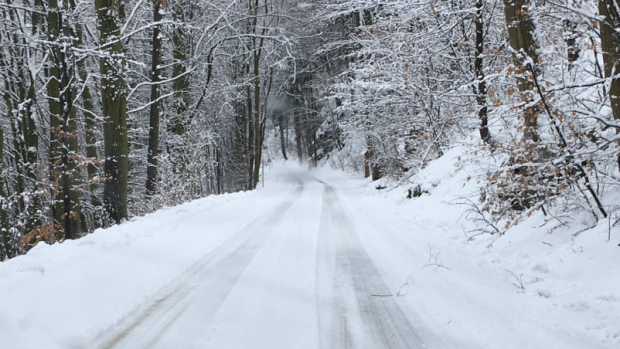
0,167,298,349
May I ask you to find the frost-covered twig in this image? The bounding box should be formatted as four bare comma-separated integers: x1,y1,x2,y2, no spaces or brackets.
422,243,451,271
454,197,502,238
505,270,526,293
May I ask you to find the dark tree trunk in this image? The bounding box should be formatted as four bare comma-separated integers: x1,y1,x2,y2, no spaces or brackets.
279,114,288,160
504,0,540,145
172,0,190,133
168,0,191,175
247,82,254,189
364,151,371,178
76,23,102,216
0,128,12,260
48,0,81,239
252,51,262,188
599,0,620,170
96,0,129,224
475,0,490,143
146,1,164,196
599,0,620,123
2,6,42,239
216,147,223,195
234,97,248,190
294,112,304,164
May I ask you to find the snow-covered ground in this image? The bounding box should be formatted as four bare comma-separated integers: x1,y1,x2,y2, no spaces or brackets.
0,156,618,349
335,146,620,349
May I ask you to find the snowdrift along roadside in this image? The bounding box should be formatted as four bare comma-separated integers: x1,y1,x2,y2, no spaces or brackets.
0,168,301,349
326,144,620,348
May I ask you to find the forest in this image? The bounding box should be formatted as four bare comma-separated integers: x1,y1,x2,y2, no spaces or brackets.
1,0,620,261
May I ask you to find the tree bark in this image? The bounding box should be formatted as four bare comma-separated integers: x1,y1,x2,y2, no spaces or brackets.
252,50,262,188
279,113,288,160
599,0,620,170
1,4,44,239
0,128,12,260
475,0,490,143
293,110,304,164
47,0,63,233
69,0,99,204
503,0,540,145
96,0,129,224
146,1,164,196
48,0,81,239
171,1,190,136
246,70,254,189
366,135,382,180
599,0,620,123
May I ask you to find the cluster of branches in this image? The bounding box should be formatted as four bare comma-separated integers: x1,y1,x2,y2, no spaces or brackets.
286,0,620,234
0,0,299,260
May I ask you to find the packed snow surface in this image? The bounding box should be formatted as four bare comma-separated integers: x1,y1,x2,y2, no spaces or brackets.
0,159,618,349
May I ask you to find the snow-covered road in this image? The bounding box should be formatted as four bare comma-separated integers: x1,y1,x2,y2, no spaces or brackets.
1,164,618,349
97,177,430,349
318,184,424,348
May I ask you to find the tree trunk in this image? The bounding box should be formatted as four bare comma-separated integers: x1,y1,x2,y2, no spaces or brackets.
503,0,540,145
10,6,43,239
247,82,254,189
172,1,190,134
0,3,44,243
216,147,222,195
294,112,303,164
146,1,164,196
366,135,382,181
0,128,12,260
76,24,102,213
364,151,371,178
252,51,262,188
168,0,191,176
279,113,288,160
599,0,620,123
47,0,63,233
234,97,248,190
599,0,620,170
48,0,81,239
96,0,129,224
475,0,490,143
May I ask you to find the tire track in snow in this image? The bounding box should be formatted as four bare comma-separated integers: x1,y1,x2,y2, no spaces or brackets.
318,184,424,349
98,184,304,349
